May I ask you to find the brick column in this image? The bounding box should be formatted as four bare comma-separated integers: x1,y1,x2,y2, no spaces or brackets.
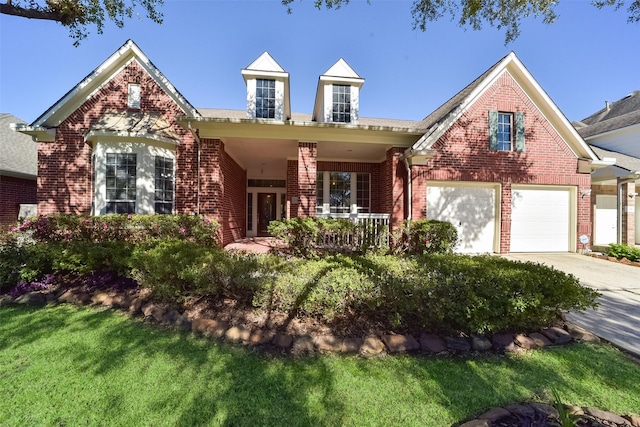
499,182,512,254
296,142,317,218
620,179,636,245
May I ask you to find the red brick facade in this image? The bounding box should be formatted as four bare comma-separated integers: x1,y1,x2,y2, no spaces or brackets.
38,60,194,216
0,175,37,227
31,46,594,252
411,71,592,253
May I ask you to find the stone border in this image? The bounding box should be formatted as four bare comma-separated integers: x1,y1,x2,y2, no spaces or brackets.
1,287,602,357
587,252,640,268
3,287,639,426
458,401,640,427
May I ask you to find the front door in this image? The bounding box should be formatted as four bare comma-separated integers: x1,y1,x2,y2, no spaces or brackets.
257,193,277,236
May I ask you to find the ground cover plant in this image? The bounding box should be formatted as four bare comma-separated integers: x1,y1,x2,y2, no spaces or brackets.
1,214,599,336
1,304,639,427
606,243,640,262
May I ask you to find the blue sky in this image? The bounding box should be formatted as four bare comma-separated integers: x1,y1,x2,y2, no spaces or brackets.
1,0,638,124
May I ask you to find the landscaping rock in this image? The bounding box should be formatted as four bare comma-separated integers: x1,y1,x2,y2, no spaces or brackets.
128,297,143,314
515,334,538,350
313,335,343,353
471,335,492,352
272,334,293,349
0,295,15,306
529,332,552,348
566,406,585,416
542,327,572,344
529,402,559,420
109,295,126,308
76,292,93,305
492,334,516,352
445,336,471,352
162,310,182,325
57,290,77,304
626,415,640,427
15,292,47,306
382,334,420,353
192,318,228,338
248,330,275,345
91,292,109,304
360,337,385,356
504,404,535,418
565,322,601,343
585,407,630,425
341,337,363,353
478,407,511,422
292,335,315,355
225,326,252,342
419,333,446,353
459,420,489,427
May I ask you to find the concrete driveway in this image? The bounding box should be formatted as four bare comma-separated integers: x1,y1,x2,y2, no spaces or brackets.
502,253,640,357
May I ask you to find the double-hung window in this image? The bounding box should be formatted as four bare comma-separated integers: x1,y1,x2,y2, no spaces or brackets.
154,156,174,214
105,153,137,214
256,78,276,119
332,84,351,123
489,110,525,152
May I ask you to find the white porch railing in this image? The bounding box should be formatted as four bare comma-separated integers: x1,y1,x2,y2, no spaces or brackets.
316,213,391,248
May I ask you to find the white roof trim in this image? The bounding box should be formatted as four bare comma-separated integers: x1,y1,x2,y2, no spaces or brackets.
32,39,199,128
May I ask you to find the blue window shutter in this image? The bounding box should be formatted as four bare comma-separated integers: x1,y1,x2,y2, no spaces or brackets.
488,110,498,150
515,112,525,152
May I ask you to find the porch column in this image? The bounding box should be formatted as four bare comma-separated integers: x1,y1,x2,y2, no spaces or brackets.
296,141,317,218
620,178,636,245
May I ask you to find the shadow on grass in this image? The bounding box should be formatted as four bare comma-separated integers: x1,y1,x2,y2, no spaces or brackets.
0,304,344,426
1,304,639,426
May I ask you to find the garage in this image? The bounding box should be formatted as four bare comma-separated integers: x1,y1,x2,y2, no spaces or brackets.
426,184,498,253
594,194,617,245
510,187,573,252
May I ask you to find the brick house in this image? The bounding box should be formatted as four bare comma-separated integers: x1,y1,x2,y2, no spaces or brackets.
1,113,37,227
574,91,640,246
15,40,610,252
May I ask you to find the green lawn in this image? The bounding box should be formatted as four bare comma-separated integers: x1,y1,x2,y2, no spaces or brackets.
1,304,639,427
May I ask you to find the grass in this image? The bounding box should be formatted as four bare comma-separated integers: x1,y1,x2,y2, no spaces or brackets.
1,304,639,426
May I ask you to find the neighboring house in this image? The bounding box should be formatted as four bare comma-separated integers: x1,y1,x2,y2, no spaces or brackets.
14,40,610,252
574,91,640,246
0,113,37,226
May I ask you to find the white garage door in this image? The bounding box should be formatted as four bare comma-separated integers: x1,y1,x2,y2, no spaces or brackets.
595,195,617,245
426,185,497,253
510,187,571,252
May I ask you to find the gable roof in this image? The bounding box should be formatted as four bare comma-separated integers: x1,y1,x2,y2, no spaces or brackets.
30,39,199,129
242,52,287,75
574,90,640,138
409,52,606,167
0,113,37,178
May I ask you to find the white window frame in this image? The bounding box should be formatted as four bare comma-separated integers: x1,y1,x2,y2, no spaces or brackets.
315,171,370,215
128,83,141,109
93,141,176,215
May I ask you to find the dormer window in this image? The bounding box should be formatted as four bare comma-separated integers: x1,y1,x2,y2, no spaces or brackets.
256,79,276,119
128,83,141,109
332,84,351,123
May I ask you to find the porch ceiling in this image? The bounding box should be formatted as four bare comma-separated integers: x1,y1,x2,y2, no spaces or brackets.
223,136,402,178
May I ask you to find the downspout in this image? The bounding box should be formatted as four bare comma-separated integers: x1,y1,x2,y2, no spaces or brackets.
188,122,201,215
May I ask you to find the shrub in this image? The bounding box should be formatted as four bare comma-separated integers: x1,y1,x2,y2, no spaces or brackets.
606,243,640,262
268,217,390,257
392,219,458,255
420,255,600,334
12,214,220,246
0,241,54,294
131,239,277,302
